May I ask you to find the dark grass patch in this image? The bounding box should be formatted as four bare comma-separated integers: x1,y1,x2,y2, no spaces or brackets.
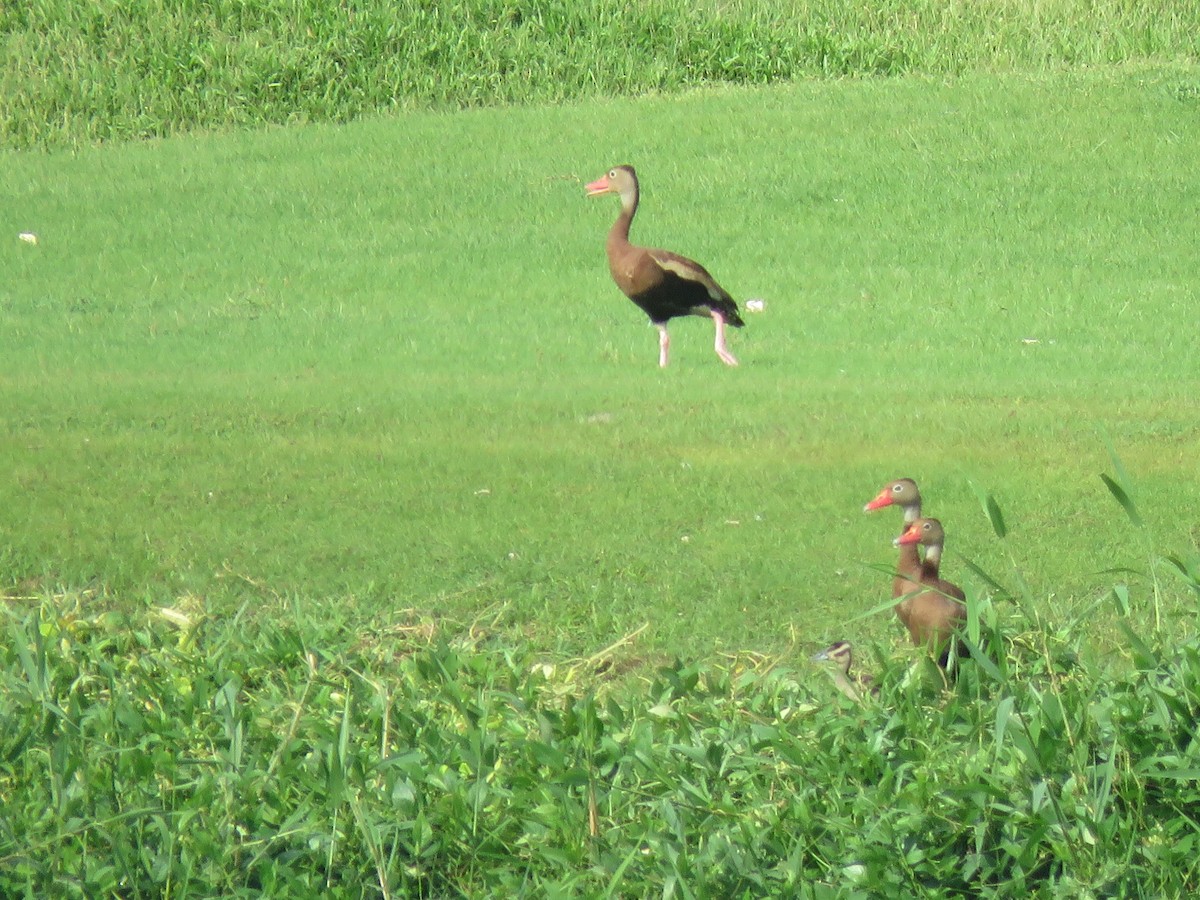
3,0,1199,149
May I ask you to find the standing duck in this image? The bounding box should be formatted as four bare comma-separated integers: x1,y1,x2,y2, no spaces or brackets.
864,478,924,602
812,641,877,703
864,478,965,603
586,165,744,367
894,517,968,666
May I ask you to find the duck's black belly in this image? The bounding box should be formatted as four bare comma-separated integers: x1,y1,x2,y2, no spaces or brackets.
630,275,743,327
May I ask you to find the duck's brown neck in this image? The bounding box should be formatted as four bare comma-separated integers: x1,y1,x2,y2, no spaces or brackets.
897,539,922,577
607,189,638,251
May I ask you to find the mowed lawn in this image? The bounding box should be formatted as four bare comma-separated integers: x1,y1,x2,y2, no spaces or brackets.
3,67,1199,662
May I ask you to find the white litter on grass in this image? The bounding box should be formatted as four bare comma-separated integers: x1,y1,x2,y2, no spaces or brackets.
158,607,193,629
1021,338,1040,344
745,298,765,313
19,232,38,244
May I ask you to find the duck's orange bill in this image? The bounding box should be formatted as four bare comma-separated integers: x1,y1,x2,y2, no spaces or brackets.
864,489,895,511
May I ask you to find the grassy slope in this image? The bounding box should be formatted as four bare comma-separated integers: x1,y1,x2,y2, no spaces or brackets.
3,67,1200,662
4,0,1197,150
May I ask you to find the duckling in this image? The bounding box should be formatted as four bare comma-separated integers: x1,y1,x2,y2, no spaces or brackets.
894,517,968,667
812,641,878,703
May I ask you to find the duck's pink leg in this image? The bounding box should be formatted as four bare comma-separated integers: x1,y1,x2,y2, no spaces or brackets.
711,311,739,366
657,325,670,368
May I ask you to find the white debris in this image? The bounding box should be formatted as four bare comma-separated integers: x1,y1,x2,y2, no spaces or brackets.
18,232,38,244
745,298,765,313
159,607,193,628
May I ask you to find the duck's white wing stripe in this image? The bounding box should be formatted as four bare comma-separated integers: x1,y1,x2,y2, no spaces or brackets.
649,251,723,300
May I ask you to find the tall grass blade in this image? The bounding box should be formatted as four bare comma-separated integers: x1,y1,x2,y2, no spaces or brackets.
10,622,45,700
1163,554,1200,599
964,638,1004,682
1100,474,1143,528
969,481,1008,538
955,555,1011,598
1110,584,1132,616
845,591,906,623
1142,767,1200,781
605,843,645,898
1118,622,1157,668
1102,435,1136,496
995,695,1015,749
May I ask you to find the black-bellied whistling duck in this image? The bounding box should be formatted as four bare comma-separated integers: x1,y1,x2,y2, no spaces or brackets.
894,517,968,666
864,478,923,601
585,165,745,367
812,641,877,703
864,478,965,604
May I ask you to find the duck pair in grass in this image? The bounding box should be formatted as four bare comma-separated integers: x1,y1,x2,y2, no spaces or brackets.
816,478,970,699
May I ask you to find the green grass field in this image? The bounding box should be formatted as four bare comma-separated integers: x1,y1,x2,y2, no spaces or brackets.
4,4,1200,892
5,68,1200,661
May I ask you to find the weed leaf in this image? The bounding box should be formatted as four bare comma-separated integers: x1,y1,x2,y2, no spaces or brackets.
968,480,1008,538
955,554,1010,598
1100,473,1143,527
1118,621,1157,668
964,638,1004,682
995,695,1015,747
1163,554,1200,598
